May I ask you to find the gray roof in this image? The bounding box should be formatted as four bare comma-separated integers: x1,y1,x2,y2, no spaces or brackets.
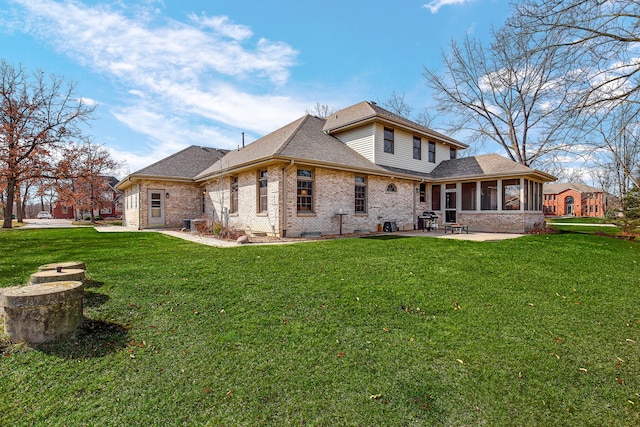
543,182,601,194
196,115,390,179
322,101,468,149
132,145,228,179
430,154,555,181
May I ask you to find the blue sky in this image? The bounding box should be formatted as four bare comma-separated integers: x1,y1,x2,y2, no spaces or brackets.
0,0,512,174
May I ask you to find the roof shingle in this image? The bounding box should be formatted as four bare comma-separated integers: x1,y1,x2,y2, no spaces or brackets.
430,154,552,180
322,101,467,148
196,115,389,179
133,145,228,179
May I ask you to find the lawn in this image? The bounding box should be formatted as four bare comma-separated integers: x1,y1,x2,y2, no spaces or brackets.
546,217,611,225
1,228,639,426
546,217,623,236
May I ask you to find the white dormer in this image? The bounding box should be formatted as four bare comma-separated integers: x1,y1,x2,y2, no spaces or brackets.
322,101,466,175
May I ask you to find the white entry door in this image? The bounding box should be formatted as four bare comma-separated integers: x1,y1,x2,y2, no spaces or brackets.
148,190,165,225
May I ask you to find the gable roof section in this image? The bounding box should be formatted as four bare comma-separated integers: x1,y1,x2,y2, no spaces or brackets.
116,145,228,190
122,145,228,183
430,154,556,182
196,115,391,180
322,101,468,149
543,182,601,194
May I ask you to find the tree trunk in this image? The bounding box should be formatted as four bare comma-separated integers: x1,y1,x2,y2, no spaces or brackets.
15,186,24,222
2,178,16,228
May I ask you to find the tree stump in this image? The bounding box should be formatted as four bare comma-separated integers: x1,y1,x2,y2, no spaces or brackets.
29,268,85,285
2,281,84,343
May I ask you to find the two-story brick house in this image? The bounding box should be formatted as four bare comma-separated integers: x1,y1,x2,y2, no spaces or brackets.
543,182,608,218
117,101,555,235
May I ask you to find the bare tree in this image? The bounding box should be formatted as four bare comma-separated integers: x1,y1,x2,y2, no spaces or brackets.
56,140,120,223
514,0,640,192
305,102,337,118
515,0,640,109
424,18,579,167
592,103,640,193
382,91,413,118
0,60,95,228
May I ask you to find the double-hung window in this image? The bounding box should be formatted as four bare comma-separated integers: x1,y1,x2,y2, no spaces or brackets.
428,141,436,163
413,136,421,160
230,176,239,213
297,169,314,212
257,170,268,213
384,127,394,154
355,176,367,213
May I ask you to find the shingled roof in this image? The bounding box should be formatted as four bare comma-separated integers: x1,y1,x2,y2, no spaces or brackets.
322,101,468,149
116,146,228,190
543,182,601,194
133,146,228,179
430,154,555,181
196,115,390,180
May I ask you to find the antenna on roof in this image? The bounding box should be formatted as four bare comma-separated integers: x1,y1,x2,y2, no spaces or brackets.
242,132,245,148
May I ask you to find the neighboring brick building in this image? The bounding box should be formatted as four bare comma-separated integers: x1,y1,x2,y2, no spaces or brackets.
117,101,555,235
52,176,124,219
543,182,608,218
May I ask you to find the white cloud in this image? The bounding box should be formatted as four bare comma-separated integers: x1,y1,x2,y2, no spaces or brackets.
189,14,253,41
8,0,310,170
78,97,98,106
423,0,473,14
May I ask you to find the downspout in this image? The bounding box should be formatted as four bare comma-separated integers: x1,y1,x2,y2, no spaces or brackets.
281,160,295,238
137,183,142,230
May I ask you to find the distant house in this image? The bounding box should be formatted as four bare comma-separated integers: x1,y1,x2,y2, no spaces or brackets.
53,176,124,219
543,182,608,218
117,101,555,235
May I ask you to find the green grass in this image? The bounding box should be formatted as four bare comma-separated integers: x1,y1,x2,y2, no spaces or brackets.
547,216,611,224
546,217,623,236
1,228,640,426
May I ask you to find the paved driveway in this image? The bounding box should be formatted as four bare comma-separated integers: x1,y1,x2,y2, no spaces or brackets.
19,218,77,229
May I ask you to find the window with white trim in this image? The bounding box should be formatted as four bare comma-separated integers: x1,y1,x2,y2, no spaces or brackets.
297,169,313,212
355,176,367,213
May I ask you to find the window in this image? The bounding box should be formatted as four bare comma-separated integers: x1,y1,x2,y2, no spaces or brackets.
524,179,542,211
419,183,426,203
481,180,498,210
431,184,441,210
428,141,436,163
384,127,394,154
386,183,397,193
450,148,456,159
297,169,313,212
413,136,421,160
355,176,367,213
151,192,162,218
230,176,239,213
502,179,521,210
258,170,268,212
461,182,477,210
62,206,68,215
